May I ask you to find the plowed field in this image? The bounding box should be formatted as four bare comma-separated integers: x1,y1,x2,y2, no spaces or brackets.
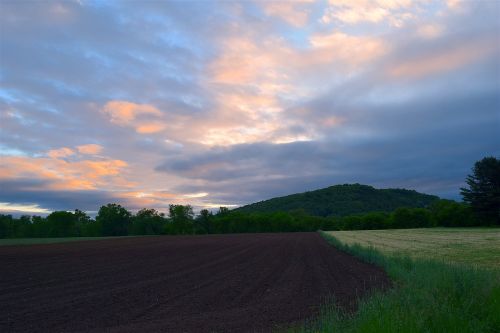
0,233,389,332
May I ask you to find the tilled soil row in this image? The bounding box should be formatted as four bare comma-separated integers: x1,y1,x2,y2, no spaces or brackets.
0,233,390,332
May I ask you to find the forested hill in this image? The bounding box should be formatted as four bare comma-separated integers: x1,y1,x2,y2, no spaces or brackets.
235,184,440,217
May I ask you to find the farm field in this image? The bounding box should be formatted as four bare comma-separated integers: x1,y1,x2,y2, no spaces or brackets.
0,236,132,246
326,228,500,268
0,233,389,333
302,231,500,333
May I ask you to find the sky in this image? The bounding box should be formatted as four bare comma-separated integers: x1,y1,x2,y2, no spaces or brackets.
0,0,499,215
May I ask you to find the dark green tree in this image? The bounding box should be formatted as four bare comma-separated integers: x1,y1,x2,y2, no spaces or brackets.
96,203,132,236
11,215,33,238
361,212,390,230
0,214,11,238
167,205,194,234
430,200,476,227
130,208,165,235
74,209,92,224
195,209,212,234
460,157,500,225
391,207,432,229
46,211,76,237
73,209,92,236
217,207,230,215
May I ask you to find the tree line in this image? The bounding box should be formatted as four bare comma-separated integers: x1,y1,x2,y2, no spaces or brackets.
0,199,494,239
0,156,497,239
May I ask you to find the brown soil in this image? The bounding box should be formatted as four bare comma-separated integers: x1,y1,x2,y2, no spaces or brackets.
0,233,390,332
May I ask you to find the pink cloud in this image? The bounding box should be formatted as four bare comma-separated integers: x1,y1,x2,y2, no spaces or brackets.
102,100,161,124
0,154,130,191
321,0,416,27
202,30,388,146
47,147,75,158
102,100,165,134
136,123,166,134
77,144,103,155
260,1,313,27
308,31,387,66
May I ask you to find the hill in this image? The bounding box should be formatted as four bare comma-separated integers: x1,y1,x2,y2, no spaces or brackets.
235,184,439,217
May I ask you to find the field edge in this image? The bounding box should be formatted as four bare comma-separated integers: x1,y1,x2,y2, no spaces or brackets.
285,231,500,333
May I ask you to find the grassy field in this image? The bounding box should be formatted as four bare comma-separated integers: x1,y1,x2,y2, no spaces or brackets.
0,236,133,246
289,230,500,333
325,228,500,268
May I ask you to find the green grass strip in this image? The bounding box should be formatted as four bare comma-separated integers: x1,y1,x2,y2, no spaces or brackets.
287,231,500,333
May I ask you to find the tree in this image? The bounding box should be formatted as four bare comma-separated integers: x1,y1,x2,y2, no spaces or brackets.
460,157,500,225
361,212,390,230
46,211,76,237
167,205,194,234
391,207,432,229
217,207,230,215
30,216,47,237
0,214,10,238
430,200,476,227
130,208,165,235
342,215,364,230
74,209,92,224
96,204,132,236
195,209,212,234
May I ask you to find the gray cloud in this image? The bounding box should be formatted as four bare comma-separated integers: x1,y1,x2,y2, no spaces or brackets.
0,179,120,211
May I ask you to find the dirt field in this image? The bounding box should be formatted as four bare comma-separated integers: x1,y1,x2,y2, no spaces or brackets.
0,233,389,332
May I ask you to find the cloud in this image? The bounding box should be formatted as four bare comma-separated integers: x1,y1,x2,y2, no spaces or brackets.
0,179,124,212
135,123,166,134
0,153,130,191
102,100,166,133
321,0,415,26
102,101,162,125
202,29,387,146
446,0,463,10
416,24,444,39
208,37,277,86
0,202,51,214
47,147,75,158
77,143,103,155
260,1,313,27
0,0,498,215
387,36,499,79
308,31,387,66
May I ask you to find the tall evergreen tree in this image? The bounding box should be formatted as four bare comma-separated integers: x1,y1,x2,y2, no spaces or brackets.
460,157,500,225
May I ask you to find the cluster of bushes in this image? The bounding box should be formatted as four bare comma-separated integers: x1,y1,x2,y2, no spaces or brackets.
209,199,486,233
0,199,492,239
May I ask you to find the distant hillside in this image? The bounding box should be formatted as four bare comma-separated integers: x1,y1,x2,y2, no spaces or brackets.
235,184,439,217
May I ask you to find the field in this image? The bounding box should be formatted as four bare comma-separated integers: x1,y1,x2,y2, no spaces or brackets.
0,233,389,333
325,228,500,267
295,231,500,333
0,236,130,246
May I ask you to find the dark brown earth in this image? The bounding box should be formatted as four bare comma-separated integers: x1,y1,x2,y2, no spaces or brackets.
0,233,390,332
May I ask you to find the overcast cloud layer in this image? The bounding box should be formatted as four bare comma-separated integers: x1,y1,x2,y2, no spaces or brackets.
1,0,499,214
